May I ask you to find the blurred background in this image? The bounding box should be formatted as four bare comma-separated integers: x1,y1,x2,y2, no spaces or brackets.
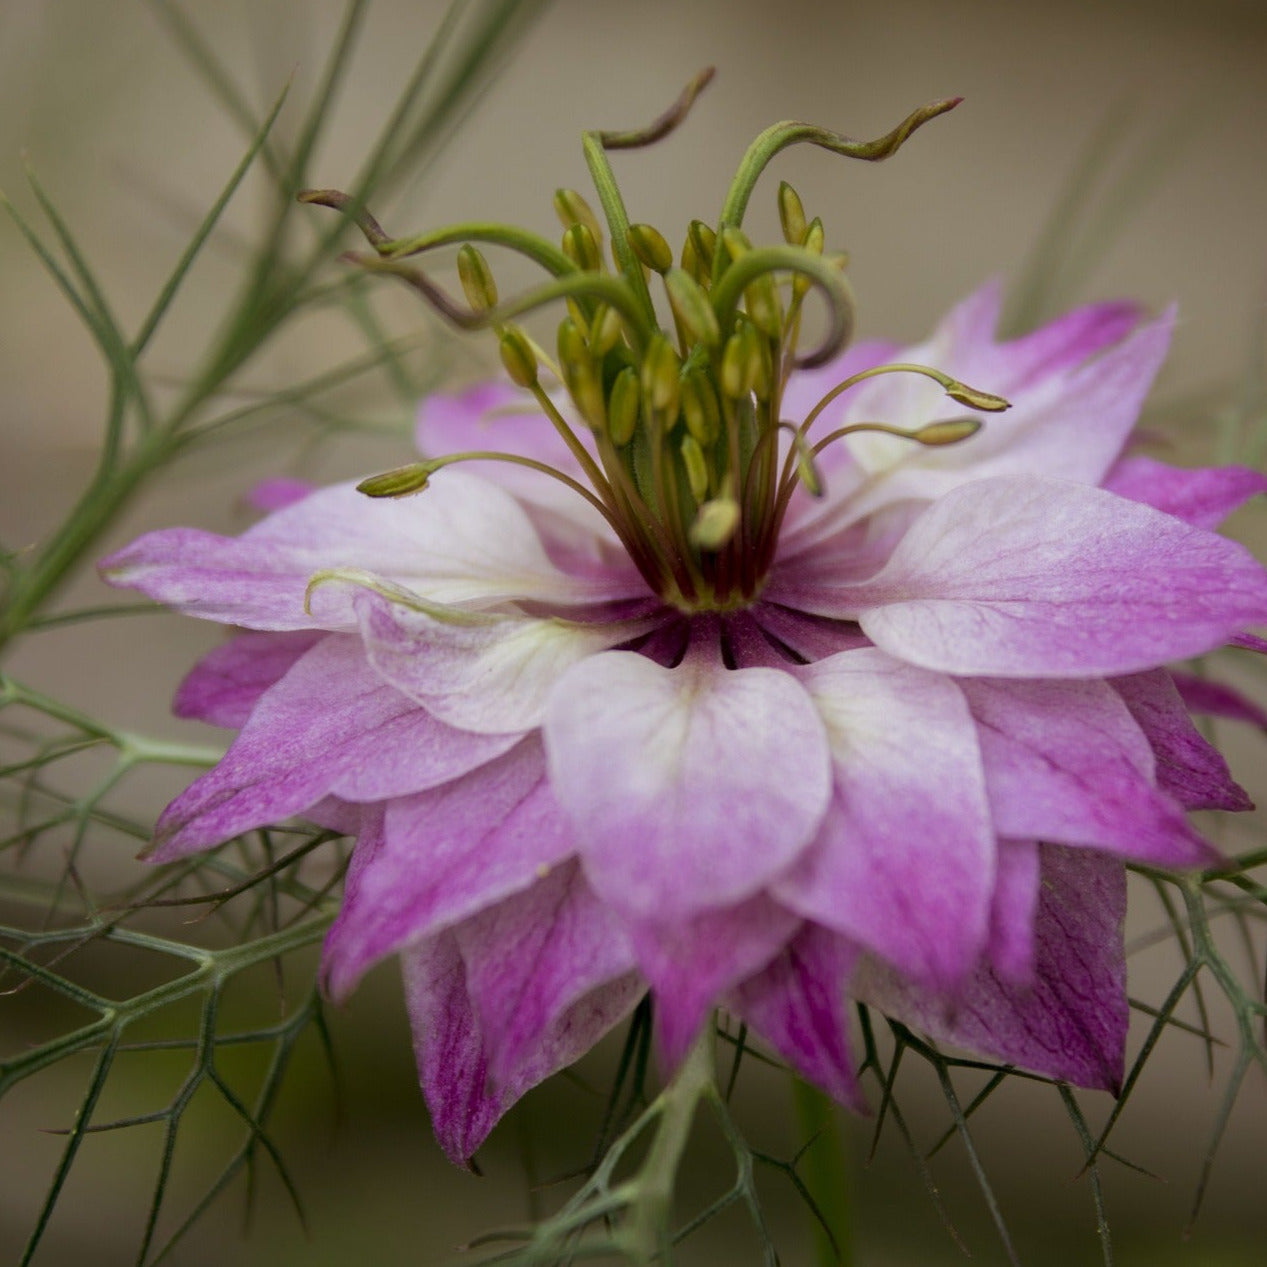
2,0,1266,1262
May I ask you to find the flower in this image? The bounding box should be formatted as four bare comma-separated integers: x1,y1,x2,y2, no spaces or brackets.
101,98,1267,1166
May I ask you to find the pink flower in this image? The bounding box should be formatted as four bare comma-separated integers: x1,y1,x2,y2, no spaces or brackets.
102,93,1267,1168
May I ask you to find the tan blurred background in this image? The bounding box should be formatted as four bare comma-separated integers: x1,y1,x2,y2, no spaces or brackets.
2,0,1267,1263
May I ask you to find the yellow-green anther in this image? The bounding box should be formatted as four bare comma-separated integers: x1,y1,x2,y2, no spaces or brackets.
681,372,721,445
688,220,716,271
608,366,641,446
557,316,606,430
680,434,710,501
720,226,752,264
565,297,589,334
794,218,826,298
778,181,807,246
357,462,435,498
914,417,983,446
681,234,705,284
642,333,682,416
944,382,1012,412
557,315,589,368
749,325,773,400
457,244,498,312
689,497,741,550
664,267,721,347
499,326,538,388
792,436,823,496
721,330,753,399
553,187,603,242
590,304,623,357
627,223,674,274
744,272,783,339
563,222,603,272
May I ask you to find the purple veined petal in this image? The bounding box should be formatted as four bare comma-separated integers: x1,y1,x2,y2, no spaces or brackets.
1112,670,1253,813
353,588,660,734
776,476,1267,678
858,844,1129,1092
173,630,324,727
401,901,642,1168
750,603,871,664
960,675,1218,866
453,860,642,1086
321,735,577,1000
772,649,995,989
150,635,517,861
246,477,317,512
545,647,832,920
728,923,866,1111
1102,456,1267,530
1231,632,1267,655
101,468,643,632
987,841,1040,984
627,894,800,1068
1171,669,1267,731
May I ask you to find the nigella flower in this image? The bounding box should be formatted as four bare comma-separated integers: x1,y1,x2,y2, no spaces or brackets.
102,85,1267,1166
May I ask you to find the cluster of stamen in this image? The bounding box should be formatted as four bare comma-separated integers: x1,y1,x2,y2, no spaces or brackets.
302,71,1009,613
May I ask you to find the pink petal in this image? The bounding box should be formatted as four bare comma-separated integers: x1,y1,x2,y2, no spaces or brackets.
1171,669,1267,731
353,588,658,734
150,636,515,860
1112,670,1252,812
545,647,831,919
987,841,1040,984
628,894,799,1067
859,844,1128,1092
321,736,576,999
729,923,866,1111
751,603,871,664
772,649,995,988
173,630,323,727
779,476,1267,679
246,477,317,512
1102,457,1267,529
961,675,1218,866
101,469,639,631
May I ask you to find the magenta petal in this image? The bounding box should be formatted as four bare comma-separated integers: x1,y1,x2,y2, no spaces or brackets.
1102,456,1267,529
1171,669,1267,731
454,861,642,1085
321,736,575,999
773,650,994,987
546,649,831,919
729,923,866,1111
151,636,516,860
628,895,800,1067
987,841,1040,984
961,676,1217,866
1112,670,1252,812
173,630,323,727
792,476,1267,678
860,844,1129,1092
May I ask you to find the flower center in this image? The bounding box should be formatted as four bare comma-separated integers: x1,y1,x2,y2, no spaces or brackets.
306,72,1008,613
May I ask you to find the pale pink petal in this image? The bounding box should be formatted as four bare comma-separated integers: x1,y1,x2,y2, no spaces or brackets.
859,845,1128,1092
353,589,658,734
246,477,317,512
773,649,995,988
321,736,575,999
774,476,1267,678
1102,457,1267,529
173,630,324,727
101,469,641,631
545,647,831,919
729,923,866,1110
150,636,515,860
987,841,1040,984
1171,670,1267,731
1112,670,1252,812
961,676,1218,865
454,861,642,1084
628,895,799,1067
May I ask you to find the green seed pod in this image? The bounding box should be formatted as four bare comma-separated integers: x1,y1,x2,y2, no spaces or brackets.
553,187,603,242
498,326,538,388
608,366,641,446
664,267,721,347
457,244,497,312
626,223,674,274
681,371,721,446
562,222,603,272
777,180,807,246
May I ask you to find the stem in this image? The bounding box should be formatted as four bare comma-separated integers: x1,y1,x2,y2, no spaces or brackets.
793,1079,853,1267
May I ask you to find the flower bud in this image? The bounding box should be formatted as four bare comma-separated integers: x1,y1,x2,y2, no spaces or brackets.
641,333,682,417
681,371,720,446
626,223,674,274
357,462,436,498
562,222,603,272
680,434,710,502
498,326,538,388
608,366,641,446
457,244,497,312
689,497,741,550
553,187,603,242
777,181,807,246
664,267,721,347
